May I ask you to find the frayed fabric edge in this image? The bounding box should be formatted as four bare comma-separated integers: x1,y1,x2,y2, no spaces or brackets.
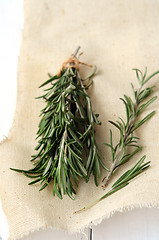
9,202,159,240
87,202,159,227
9,226,87,240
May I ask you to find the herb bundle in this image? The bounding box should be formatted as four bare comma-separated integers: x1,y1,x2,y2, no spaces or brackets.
75,68,159,212
10,47,107,199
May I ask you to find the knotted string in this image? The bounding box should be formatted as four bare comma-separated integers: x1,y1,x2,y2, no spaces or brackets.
57,53,93,77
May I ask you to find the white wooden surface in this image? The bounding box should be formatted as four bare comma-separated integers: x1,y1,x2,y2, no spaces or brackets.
0,1,159,239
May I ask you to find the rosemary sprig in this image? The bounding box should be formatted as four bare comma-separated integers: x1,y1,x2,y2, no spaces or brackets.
75,68,159,213
74,155,150,213
10,47,107,199
102,67,159,189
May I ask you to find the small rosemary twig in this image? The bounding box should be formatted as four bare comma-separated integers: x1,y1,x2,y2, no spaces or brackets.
102,68,159,189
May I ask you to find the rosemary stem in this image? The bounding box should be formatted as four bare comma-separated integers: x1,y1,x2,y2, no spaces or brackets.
58,127,67,168
73,198,100,214
73,46,81,58
102,146,122,189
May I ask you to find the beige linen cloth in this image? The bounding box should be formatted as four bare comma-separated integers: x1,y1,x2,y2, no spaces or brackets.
1,0,159,239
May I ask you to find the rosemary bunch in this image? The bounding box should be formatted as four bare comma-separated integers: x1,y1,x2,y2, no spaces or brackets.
75,68,159,212
11,47,106,199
